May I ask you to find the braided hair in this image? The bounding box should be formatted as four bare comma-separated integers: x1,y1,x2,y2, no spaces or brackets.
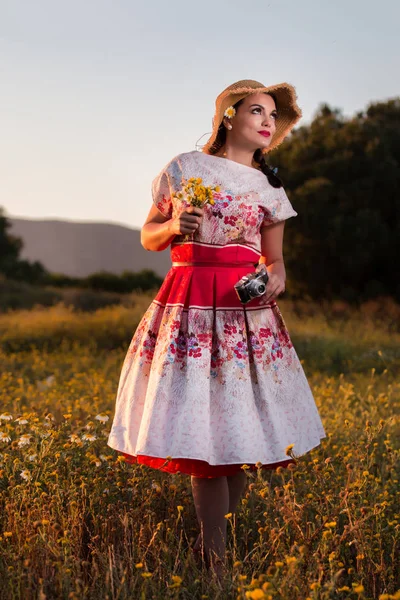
208,95,283,189
253,148,282,189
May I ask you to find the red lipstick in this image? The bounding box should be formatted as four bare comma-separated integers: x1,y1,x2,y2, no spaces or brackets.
258,131,271,137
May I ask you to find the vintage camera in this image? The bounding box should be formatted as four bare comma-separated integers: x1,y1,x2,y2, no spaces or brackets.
234,264,269,304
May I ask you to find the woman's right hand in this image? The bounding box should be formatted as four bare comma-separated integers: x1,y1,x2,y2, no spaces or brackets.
169,206,204,236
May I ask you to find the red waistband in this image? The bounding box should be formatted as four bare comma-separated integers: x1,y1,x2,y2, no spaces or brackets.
172,261,256,268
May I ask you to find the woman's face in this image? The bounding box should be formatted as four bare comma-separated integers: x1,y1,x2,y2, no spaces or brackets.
224,92,278,152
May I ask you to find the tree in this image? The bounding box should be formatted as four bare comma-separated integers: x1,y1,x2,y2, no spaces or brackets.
270,97,400,302
0,207,49,283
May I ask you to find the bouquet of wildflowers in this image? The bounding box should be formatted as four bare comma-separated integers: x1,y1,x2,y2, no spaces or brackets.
173,177,220,208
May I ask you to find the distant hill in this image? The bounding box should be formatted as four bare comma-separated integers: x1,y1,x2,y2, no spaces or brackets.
8,217,172,278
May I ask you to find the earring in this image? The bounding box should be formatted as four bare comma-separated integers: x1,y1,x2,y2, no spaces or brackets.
228,125,232,130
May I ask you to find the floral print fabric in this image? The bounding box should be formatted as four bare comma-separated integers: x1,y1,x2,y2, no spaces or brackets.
152,151,298,247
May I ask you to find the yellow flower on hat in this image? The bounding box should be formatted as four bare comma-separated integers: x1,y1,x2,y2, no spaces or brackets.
224,106,236,119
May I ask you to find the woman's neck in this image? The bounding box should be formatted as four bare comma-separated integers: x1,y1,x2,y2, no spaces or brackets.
215,147,258,170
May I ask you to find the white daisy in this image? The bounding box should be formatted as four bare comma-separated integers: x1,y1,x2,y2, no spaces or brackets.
224,106,236,119
95,413,109,423
82,433,97,442
14,417,29,425
0,432,11,443
18,434,32,447
20,469,31,481
0,413,13,421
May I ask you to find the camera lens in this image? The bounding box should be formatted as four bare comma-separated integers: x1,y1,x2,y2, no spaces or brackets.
257,284,266,294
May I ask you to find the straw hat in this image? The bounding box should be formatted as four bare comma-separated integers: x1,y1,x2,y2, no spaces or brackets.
201,79,302,156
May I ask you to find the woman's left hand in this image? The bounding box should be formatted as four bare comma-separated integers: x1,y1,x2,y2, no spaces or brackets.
255,264,285,301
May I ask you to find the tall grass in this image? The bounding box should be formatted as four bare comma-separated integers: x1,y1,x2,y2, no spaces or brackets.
0,298,399,599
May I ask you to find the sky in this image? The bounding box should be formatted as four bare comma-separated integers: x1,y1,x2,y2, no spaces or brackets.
1,0,399,230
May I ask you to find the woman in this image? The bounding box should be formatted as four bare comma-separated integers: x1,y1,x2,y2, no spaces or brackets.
107,79,326,580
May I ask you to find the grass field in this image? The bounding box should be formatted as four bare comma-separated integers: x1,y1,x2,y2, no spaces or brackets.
0,295,399,599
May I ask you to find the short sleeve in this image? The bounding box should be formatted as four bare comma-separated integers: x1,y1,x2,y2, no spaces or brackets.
151,155,183,219
151,167,173,219
261,185,298,227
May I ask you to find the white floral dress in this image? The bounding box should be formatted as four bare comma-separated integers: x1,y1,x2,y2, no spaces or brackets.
107,150,326,477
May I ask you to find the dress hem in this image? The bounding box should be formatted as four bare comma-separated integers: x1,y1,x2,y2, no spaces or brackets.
111,448,300,478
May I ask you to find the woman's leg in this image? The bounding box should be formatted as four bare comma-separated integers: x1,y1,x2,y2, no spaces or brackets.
190,475,229,572
227,470,247,514
192,471,247,550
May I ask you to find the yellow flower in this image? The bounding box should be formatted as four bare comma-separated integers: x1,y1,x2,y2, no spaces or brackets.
224,512,232,519
224,106,236,119
245,590,265,599
285,443,295,456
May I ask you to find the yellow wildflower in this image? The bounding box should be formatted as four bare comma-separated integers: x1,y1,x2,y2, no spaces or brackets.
285,443,295,455
245,590,265,599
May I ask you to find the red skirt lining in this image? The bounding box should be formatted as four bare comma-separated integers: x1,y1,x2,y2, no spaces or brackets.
120,452,295,478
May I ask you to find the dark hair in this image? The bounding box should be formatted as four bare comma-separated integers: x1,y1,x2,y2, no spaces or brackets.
208,94,283,189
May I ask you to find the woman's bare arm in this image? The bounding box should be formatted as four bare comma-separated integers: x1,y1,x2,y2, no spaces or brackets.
141,204,204,251
258,221,287,299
